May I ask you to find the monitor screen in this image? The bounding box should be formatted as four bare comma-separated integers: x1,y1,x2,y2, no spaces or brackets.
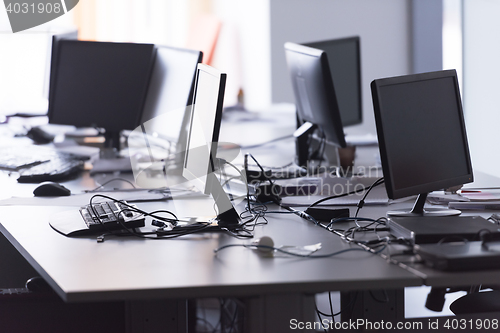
48,40,155,136
284,42,346,148
304,36,362,127
371,70,473,202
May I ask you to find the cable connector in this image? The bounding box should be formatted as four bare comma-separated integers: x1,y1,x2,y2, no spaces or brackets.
489,213,500,224
294,210,318,225
152,219,166,228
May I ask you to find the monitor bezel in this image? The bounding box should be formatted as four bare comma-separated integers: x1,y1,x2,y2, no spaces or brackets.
284,42,347,148
371,69,473,200
304,36,362,127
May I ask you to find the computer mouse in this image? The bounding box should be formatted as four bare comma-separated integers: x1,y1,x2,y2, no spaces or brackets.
26,126,55,144
33,182,71,197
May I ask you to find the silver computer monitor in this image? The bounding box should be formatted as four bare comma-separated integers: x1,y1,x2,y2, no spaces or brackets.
182,64,240,226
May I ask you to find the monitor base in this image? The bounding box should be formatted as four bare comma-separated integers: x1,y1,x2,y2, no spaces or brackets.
90,156,132,175
387,192,461,217
215,207,241,229
387,208,461,217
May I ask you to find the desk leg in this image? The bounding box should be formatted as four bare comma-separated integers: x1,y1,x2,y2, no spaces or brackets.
126,299,188,333
0,232,38,287
341,289,404,323
244,293,316,333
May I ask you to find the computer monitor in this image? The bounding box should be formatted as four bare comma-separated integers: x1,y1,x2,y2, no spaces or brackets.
182,64,240,227
371,69,473,216
137,45,202,173
140,46,202,145
304,36,362,127
284,42,347,167
48,40,156,152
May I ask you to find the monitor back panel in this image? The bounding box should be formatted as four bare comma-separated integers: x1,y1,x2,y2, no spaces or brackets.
305,36,362,127
140,46,202,143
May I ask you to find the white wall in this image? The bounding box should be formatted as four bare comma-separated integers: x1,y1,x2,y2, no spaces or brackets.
0,6,75,115
462,0,500,177
213,0,271,110
93,0,187,46
269,0,412,134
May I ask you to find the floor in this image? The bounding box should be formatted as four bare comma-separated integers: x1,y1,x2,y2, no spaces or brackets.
314,287,466,320
195,286,467,332
404,286,466,318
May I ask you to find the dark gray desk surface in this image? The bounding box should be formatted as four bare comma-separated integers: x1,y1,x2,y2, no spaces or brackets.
356,191,500,289
1,111,500,306
0,200,421,303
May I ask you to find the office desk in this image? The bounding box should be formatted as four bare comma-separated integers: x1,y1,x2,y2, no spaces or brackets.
0,198,423,301
3,173,500,332
0,195,422,331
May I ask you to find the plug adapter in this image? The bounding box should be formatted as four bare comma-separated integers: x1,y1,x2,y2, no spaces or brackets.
246,167,273,183
304,207,349,222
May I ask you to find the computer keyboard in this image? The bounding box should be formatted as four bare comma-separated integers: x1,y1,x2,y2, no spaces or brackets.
0,146,88,183
79,200,145,232
0,146,82,170
17,157,85,183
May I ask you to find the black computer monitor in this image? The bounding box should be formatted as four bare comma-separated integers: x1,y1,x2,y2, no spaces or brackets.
284,42,347,167
304,36,362,127
182,64,240,227
48,40,156,152
371,69,473,216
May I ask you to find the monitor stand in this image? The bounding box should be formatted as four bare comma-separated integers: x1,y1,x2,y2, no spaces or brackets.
206,172,240,228
91,129,133,174
387,192,461,217
99,130,122,158
294,121,317,168
294,121,356,177
294,121,329,174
